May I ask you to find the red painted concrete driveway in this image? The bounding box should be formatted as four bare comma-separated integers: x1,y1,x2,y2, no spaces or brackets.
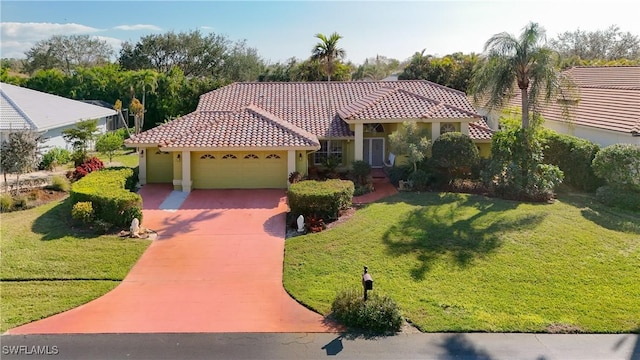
9,185,339,334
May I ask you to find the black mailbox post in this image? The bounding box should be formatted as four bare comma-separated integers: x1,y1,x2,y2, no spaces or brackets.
362,266,373,301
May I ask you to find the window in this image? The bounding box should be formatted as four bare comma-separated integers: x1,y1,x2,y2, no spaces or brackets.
266,154,281,159
222,154,237,159
200,154,215,159
440,123,457,134
314,140,343,165
244,154,259,159
364,123,384,133
155,150,170,155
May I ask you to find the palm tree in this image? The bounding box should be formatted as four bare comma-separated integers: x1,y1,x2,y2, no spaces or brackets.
311,32,346,81
471,22,565,128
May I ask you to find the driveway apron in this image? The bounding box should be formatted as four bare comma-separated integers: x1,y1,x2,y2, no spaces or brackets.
9,185,339,334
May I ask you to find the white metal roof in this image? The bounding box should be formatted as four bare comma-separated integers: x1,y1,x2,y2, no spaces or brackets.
0,82,117,132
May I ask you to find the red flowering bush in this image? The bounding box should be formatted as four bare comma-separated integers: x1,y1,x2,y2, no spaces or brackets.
71,157,104,181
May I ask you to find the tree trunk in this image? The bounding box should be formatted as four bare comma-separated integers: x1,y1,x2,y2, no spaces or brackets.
521,87,529,128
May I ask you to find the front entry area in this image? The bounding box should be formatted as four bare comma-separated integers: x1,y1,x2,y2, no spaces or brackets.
363,138,385,168
191,151,288,189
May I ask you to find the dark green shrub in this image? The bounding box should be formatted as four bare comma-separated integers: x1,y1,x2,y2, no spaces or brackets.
288,180,354,221
47,175,70,192
331,288,402,333
71,167,142,227
39,147,72,170
595,185,640,212
486,127,564,201
0,194,14,212
72,201,94,223
93,219,113,234
351,160,371,184
592,144,640,192
385,164,412,186
408,169,433,191
71,150,88,167
541,131,603,191
431,132,479,181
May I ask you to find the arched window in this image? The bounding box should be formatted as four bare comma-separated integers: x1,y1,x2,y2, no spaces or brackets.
244,154,259,159
200,154,215,159
222,154,237,159
364,123,385,133
266,154,281,159
441,123,457,134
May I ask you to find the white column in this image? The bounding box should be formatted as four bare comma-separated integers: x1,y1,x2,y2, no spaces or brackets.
181,150,192,193
461,122,469,136
431,122,441,142
138,148,147,185
287,150,296,188
354,123,364,161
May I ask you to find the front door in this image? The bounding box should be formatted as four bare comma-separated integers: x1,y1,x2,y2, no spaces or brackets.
363,138,385,168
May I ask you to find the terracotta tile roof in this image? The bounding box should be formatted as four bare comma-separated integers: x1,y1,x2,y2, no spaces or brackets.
129,80,488,147
565,66,640,90
196,80,479,138
505,66,640,136
468,118,495,141
127,106,319,149
337,87,480,120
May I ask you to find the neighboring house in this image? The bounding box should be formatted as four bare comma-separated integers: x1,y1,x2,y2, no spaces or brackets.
476,66,640,146
126,80,493,192
0,82,117,150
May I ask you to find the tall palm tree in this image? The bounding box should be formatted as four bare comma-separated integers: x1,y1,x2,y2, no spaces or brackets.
471,22,565,128
311,32,346,81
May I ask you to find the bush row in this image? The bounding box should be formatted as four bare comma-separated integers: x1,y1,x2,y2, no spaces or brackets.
541,131,603,191
288,179,354,221
70,167,142,228
595,185,640,212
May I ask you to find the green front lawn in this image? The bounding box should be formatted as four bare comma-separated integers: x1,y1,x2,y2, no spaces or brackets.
0,198,150,332
284,192,640,333
95,149,139,168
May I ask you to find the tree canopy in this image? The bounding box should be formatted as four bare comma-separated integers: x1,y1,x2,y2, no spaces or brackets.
470,22,566,128
398,51,478,92
550,25,640,63
23,35,114,75
311,32,346,81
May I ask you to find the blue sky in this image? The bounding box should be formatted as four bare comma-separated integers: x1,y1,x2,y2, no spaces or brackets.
2,1,639,64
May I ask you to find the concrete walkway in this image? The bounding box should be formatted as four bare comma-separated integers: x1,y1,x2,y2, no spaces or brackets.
8,185,340,334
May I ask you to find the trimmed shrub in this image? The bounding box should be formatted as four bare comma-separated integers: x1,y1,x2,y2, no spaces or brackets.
13,196,27,210
47,175,70,192
541,131,603,191
39,147,72,171
288,180,354,221
0,194,14,212
71,167,142,227
592,144,640,192
431,132,480,181
331,288,402,333
72,201,94,223
595,185,640,212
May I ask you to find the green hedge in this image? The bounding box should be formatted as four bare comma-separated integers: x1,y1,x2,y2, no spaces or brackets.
592,144,640,192
541,131,603,191
288,180,354,221
70,167,142,227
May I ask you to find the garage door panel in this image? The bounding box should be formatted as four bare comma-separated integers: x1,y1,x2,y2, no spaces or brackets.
192,151,287,189
147,149,173,183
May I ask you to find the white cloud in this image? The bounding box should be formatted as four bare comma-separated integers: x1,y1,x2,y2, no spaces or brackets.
200,26,214,31
113,24,161,31
0,22,121,59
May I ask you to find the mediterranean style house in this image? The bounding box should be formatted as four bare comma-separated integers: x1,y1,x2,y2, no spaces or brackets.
126,80,493,191
476,66,640,147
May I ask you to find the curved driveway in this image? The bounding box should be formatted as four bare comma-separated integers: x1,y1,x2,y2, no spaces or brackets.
9,185,339,334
